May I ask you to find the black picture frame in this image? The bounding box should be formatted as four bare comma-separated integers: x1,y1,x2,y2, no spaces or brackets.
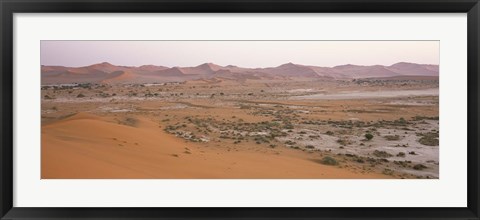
1,0,479,219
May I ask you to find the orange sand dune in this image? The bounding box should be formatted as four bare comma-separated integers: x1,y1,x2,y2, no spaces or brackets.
42,113,389,179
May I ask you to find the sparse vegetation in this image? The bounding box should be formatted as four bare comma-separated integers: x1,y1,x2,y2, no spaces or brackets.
413,164,428,170
305,145,315,149
337,138,351,146
40,70,439,179
382,168,394,175
373,150,393,158
417,132,439,146
365,133,374,141
384,135,400,141
320,156,338,166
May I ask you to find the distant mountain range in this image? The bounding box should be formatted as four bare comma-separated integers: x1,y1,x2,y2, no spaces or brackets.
41,62,439,85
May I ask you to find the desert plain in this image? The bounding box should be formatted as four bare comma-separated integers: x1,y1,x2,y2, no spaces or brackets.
41,62,439,179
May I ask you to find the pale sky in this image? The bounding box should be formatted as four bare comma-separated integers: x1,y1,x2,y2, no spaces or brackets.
41,41,439,68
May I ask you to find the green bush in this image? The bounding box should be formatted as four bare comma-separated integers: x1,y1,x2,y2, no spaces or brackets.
320,156,338,166
365,133,374,140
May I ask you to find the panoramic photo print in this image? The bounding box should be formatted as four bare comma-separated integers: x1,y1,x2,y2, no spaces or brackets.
41,41,439,179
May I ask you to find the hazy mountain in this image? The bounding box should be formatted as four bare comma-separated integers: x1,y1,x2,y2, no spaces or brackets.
387,62,439,76
41,62,439,85
262,63,319,78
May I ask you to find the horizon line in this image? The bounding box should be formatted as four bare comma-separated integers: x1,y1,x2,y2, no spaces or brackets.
40,61,440,69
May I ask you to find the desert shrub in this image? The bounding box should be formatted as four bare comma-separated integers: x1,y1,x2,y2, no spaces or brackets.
384,135,400,141
164,125,177,132
320,156,338,166
394,160,411,167
337,138,351,146
377,158,388,162
365,157,376,163
78,83,92,89
325,131,334,135
283,124,294,129
418,132,439,146
373,150,393,158
396,117,407,125
284,140,296,145
413,164,428,170
121,117,137,127
396,152,406,157
413,115,439,121
76,93,86,98
382,168,394,175
365,133,374,140
305,145,315,149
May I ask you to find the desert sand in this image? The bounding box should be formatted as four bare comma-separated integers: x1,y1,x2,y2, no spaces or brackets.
42,112,388,179
41,62,439,179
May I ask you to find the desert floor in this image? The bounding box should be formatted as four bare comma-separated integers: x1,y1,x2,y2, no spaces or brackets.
41,78,439,179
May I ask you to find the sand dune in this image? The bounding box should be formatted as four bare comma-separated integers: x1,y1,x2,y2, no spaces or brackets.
41,62,439,84
388,62,439,76
101,71,136,83
41,112,389,179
